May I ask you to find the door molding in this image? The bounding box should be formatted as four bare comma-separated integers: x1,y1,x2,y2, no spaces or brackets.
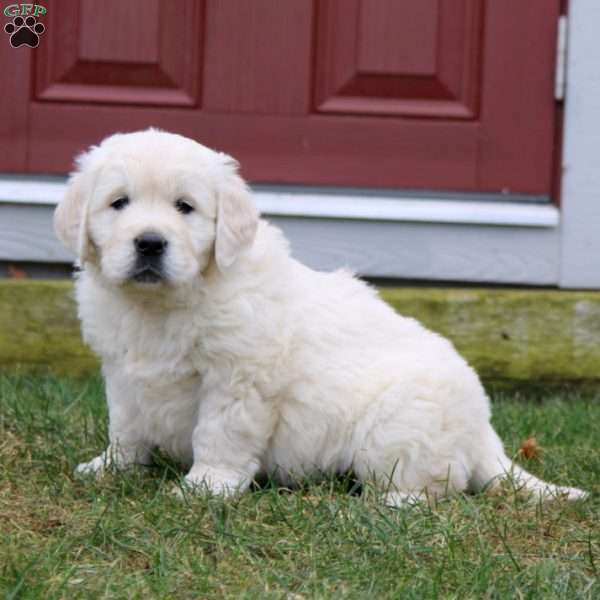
559,0,600,288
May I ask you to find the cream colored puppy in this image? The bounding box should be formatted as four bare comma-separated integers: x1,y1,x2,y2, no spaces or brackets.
54,129,586,505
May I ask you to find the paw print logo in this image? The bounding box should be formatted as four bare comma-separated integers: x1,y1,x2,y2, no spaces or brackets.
4,15,45,48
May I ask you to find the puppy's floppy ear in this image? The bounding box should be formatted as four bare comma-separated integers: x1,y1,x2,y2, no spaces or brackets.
54,154,94,264
214,154,259,271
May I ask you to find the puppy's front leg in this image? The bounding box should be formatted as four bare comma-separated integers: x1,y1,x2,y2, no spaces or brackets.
76,371,152,477
182,380,275,497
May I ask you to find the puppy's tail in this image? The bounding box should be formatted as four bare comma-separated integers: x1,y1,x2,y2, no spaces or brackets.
469,423,587,501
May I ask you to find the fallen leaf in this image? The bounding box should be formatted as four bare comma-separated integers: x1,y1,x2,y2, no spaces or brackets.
519,436,541,460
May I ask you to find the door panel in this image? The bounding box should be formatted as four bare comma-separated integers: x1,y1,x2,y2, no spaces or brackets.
315,0,482,119
34,0,203,106
1,0,561,196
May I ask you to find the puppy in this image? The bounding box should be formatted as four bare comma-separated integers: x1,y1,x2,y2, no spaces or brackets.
54,129,586,505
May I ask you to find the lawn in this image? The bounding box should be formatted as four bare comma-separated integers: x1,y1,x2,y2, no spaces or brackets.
0,374,598,599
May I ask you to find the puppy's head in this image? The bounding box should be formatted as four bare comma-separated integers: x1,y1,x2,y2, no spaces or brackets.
54,129,258,287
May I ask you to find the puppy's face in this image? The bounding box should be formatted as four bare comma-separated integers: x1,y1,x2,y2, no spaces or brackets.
86,149,216,287
54,130,258,288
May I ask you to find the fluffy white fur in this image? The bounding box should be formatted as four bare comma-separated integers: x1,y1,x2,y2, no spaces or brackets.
54,129,586,506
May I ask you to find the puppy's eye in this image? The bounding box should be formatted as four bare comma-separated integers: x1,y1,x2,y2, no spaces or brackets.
175,199,194,215
110,197,129,210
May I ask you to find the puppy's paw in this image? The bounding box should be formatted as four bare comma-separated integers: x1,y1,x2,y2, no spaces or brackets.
383,490,426,508
74,454,109,478
174,465,248,499
551,485,589,502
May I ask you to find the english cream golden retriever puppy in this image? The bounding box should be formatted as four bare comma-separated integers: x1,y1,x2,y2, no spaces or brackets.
54,129,586,505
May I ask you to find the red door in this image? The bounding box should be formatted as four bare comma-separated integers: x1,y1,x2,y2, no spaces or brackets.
0,0,560,196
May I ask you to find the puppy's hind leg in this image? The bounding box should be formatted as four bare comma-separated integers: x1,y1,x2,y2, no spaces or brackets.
378,468,464,508
469,423,588,502
352,437,467,509
351,384,470,508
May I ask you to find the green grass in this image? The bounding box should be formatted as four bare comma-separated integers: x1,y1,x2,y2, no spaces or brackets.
0,374,598,599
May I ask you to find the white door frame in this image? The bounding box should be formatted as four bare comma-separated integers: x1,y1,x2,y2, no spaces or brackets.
559,0,600,288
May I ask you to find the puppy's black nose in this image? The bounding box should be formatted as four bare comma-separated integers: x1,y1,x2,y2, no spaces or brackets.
134,232,168,257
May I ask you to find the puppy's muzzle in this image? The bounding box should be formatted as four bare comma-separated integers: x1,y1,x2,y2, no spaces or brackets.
132,232,168,283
